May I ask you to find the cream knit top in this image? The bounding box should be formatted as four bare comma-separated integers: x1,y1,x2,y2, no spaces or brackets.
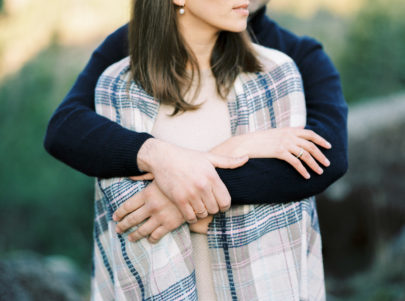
151,69,232,151
150,69,231,300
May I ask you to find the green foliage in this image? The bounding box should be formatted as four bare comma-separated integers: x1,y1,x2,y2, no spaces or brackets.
0,45,93,269
338,0,405,101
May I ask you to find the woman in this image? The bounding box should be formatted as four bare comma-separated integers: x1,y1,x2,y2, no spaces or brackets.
93,0,330,300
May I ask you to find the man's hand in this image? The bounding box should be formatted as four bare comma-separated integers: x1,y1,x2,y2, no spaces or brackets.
113,180,185,244
210,128,331,179
136,138,248,223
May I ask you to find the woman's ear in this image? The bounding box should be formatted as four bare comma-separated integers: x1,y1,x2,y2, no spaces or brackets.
172,0,185,6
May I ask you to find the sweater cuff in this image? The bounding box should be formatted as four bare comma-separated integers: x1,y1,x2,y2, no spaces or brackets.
110,131,154,176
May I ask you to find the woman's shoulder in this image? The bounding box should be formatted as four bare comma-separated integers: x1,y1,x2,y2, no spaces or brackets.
95,56,134,96
251,43,298,73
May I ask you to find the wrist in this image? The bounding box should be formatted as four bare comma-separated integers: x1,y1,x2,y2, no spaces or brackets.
233,134,252,157
137,138,163,172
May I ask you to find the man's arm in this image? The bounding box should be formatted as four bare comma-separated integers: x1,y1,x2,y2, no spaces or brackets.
44,25,153,177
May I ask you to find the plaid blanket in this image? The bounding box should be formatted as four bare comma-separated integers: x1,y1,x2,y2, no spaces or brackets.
92,44,325,301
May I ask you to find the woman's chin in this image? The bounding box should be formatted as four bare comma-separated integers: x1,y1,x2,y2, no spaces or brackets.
223,21,248,33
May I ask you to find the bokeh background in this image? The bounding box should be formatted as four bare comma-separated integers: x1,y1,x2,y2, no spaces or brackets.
0,0,404,300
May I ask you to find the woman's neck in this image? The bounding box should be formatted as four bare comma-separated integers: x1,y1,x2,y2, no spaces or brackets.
177,16,219,70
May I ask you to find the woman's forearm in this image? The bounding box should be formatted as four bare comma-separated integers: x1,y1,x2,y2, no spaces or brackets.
211,128,331,179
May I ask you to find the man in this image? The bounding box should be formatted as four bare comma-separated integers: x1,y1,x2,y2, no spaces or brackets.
44,0,348,242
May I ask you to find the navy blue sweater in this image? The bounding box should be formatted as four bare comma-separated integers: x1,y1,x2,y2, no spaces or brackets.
44,7,348,204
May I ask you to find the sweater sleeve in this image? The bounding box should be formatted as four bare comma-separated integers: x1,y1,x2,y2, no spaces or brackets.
44,25,153,177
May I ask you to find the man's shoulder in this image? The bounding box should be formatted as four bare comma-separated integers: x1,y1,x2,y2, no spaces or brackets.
253,13,322,59
101,57,131,79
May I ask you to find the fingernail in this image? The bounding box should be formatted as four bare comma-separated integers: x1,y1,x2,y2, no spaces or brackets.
326,142,332,148
318,168,323,174
325,159,330,166
112,214,117,221
115,226,121,234
128,236,135,242
305,174,311,180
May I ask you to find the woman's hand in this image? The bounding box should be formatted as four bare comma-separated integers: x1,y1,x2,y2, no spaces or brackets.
113,180,185,244
210,128,331,179
136,138,248,223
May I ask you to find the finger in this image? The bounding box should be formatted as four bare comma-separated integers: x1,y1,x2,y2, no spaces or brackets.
299,140,330,167
292,146,323,175
282,153,311,179
179,203,197,224
207,153,249,169
298,129,332,149
201,186,220,215
148,226,170,244
113,193,145,222
129,173,154,181
116,206,149,234
189,198,208,219
128,218,159,242
211,174,231,212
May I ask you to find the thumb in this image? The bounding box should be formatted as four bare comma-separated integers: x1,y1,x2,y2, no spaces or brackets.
206,153,249,169
130,173,154,181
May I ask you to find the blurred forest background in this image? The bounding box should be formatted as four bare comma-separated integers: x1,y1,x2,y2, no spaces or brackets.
0,0,404,300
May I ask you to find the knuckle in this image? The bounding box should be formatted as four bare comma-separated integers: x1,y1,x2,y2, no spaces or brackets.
185,210,195,219
128,214,137,224
292,159,301,168
149,202,160,214
195,179,209,191
308,143,317,152
219,205,230,212
122,202,131,212
137,228,147,237
174,192,187,205
207,207,219,214
187,216,197,223
302,152,311,160
277,146,286,155
149,232,161,242
222,196,231,206
178,198,189,207
115,225,123,233
166,221,178,230
206,172,217,182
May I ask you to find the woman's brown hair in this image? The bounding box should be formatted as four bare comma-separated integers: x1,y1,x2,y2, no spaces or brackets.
129,0,262,116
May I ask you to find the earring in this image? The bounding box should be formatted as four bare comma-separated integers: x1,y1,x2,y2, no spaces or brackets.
179,6,185,15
